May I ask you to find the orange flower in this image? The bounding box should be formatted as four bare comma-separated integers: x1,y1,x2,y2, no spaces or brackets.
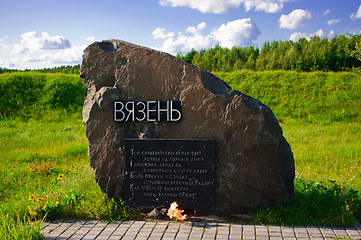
167,201,187,221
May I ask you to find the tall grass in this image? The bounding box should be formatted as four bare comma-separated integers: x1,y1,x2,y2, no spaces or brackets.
0,72,85,120
216,70,361,123
0,209,44,240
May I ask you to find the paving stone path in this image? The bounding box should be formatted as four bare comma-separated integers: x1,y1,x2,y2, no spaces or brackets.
42,220,361,240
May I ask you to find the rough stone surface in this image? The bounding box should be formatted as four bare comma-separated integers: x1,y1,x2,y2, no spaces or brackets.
80,40,295,215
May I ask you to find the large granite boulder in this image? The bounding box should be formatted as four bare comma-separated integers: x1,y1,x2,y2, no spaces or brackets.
80,40,295,215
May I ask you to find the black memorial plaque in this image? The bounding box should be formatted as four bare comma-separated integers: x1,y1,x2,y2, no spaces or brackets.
124,139,216,210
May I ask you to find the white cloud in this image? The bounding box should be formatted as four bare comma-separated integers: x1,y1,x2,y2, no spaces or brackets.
289,32,309,42
159,0,241,14
350,4,361,21
289,29,325,42
187,22,206,34
159,0,288,14
85,36,96,43
11,43,26,54
0,57,21,69
38,45,85,64
314,29,324,38
279,9,311,29
327,19,341,25
159,31,213,55
323,9,330,16
0,32,91,69
0,38,5,50
328,30,335,39
10,45,85,68
152,27,175,39
11,31,71,54
211,18,260,48
154,22,214,54
243,0,286,13
153,19,260,55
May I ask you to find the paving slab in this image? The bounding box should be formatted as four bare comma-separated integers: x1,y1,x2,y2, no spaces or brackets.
41,220,361,240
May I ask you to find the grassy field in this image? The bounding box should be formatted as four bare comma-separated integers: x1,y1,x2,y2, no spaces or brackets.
0,117,130,239
0,71,360,238
216,70,361,123
218,70,361,226
0,72,85,120
283,120,360,189
251,120,361,226
0,116,129,219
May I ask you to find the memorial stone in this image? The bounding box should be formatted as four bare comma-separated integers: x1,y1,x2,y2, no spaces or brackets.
81,40,295,215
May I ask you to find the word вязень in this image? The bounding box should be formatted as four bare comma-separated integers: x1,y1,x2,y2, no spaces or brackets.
114,100,182,122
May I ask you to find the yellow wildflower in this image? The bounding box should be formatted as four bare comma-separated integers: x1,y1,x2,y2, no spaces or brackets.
28,194,35,201
57,173,65,180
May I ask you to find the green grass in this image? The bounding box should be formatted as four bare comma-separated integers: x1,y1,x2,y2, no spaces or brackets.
282,120,361,190
0,117,130,238
216,70,361,123
217,70,361,226
0,209,44,240
248,177,360,227
0,70,360,233
0,117,359,229
0,116,129,220
0,72,85,120
247,120,361,227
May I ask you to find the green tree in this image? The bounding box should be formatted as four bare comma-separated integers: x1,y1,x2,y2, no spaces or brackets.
177,34,361,72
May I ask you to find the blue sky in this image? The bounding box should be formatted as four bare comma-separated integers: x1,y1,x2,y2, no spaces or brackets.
1,0,361,69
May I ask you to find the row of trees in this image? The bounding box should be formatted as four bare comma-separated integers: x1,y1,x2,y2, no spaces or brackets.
0,68,18,74
0,65,80,74
177,34,361,72
32,64,80,74
2,34,361,73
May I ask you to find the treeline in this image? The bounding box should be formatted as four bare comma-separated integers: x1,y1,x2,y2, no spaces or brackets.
0,65,80,74
32,64,80,74
177,34,361,72
0,68,18,74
